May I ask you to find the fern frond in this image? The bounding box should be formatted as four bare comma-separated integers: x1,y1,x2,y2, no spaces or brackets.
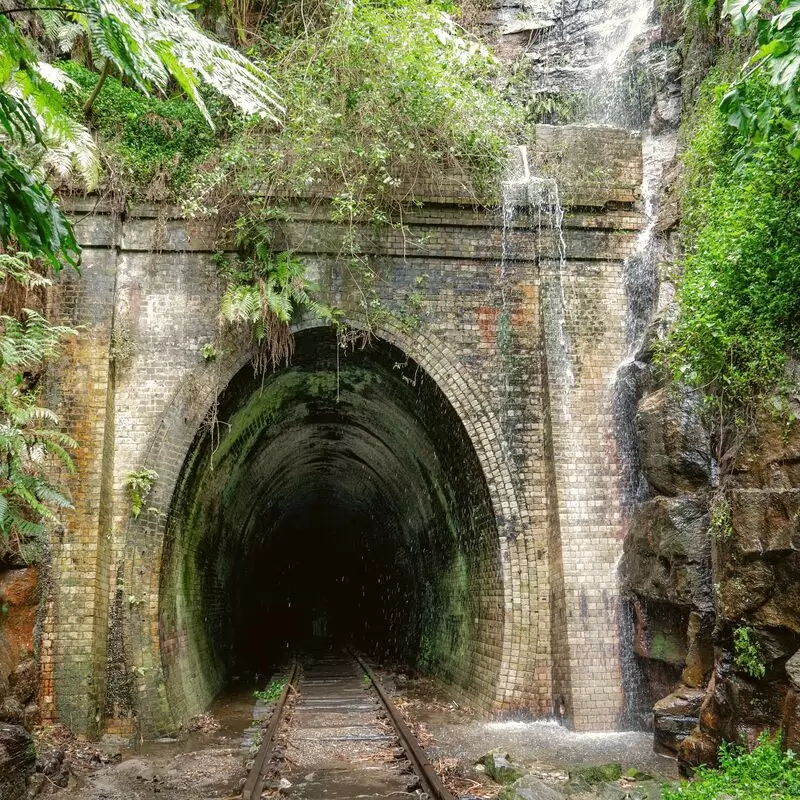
30,480,73,509
0,254,52,289
0,309,77,369
79,0,283,124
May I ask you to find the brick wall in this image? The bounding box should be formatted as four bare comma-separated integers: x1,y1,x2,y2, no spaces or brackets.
48,125,642,736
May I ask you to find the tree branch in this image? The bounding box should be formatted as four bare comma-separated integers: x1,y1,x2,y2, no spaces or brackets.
0,6,85,14
83,60,111,116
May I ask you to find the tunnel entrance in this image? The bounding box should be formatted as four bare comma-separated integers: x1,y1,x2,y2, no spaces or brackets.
159,328,503,722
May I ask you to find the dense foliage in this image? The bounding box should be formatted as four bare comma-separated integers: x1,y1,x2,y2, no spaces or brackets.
664,734,800,799
189,0,519,217
0,255,77,561
189,0,520,332
666,72,800,408
216,233,336,371
0,0,280,558
722,0,800,154
0,16,85,269
60,61,222,197
256,0,515,208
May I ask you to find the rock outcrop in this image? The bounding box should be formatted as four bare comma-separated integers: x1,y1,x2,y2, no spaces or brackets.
624,379,800,772
0,565,43,792
0,722,35,800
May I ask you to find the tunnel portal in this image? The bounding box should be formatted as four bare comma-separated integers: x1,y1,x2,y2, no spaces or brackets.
159,328,503,722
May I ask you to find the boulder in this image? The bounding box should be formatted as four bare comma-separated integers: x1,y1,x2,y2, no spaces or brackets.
730,404,800,490
715,559,775,623
36,744,65,776
568,764,622,785
716,507,800,629
482,751,526,786
499,774,565,800
729,489,800,556
597,784,663,800
0,569,40,703
0,723,35,800
9,659,36,705
716,491,800,631
23,702,40,729
0,697,23,724
636,387,711,496
0,568,39,608
677,726,717,776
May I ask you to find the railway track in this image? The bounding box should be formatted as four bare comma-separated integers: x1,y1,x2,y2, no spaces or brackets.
242,652,456,800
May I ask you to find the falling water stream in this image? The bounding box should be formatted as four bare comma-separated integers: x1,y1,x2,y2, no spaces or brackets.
502,0,679,731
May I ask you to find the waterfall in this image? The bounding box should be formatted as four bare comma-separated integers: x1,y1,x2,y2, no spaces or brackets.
502,147,573,425
593,0,679,730
539,0,679,728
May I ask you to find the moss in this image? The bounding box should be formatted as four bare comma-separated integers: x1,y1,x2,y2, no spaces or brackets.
417,549,474,682
569,764,623,784
58,61,224,199
212,366,381,465
482,752,526,785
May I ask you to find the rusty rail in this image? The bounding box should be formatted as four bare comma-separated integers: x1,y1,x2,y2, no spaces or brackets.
352,652,457,800
241,661,298,800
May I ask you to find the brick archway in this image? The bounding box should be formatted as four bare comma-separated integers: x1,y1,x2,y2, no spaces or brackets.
119,320,541,734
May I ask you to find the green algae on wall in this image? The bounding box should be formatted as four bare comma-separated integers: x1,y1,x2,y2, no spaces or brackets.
157,331,502,725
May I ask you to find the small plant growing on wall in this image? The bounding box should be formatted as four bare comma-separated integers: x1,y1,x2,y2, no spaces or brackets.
109,326,137,367
124,469,158,519
734,626,766,679
201,342,218,362
709,492,733,541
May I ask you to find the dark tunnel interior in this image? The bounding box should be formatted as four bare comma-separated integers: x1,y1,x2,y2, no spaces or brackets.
158,328,503,722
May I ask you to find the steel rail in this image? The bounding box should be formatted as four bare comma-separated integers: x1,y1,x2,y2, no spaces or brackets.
241,661,299,800
352,652,457,800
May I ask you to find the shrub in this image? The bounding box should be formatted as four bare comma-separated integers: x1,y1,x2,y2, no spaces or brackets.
663,733,800,799
665,73,800,410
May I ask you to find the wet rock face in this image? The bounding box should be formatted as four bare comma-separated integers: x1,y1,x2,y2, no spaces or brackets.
0,567,39,677
623,495,711,610
0,566,40,716
652,687,704,755
624,385,800,772
0,566,41,793
636,387,711,497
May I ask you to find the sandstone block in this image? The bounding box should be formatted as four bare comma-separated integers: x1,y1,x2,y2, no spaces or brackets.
636,386,710,496
653,686,705,754
623,495,711,610
729,489,800,555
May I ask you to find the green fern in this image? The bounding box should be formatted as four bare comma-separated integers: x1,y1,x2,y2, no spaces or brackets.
0,309,76,369
0,378,78,557
219,251,334,346
1,19,99,192
0,255,78,560
124,468,158,518
69,0,282,124
219,247,337,371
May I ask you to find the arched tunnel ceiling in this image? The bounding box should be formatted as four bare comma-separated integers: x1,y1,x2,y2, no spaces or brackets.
159,328,504,724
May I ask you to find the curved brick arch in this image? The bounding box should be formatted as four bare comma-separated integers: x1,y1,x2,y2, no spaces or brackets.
121,318,540,733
